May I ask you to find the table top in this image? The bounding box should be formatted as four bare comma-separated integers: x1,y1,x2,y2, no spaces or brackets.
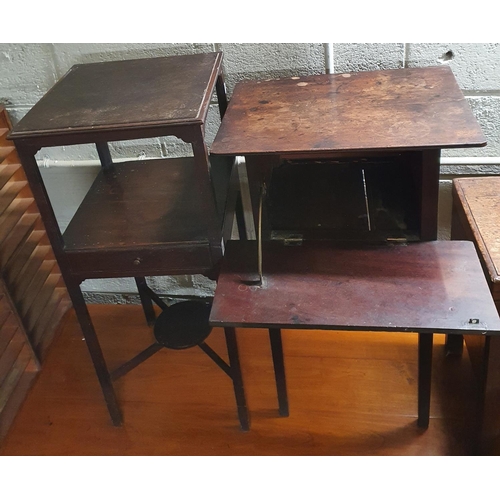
210,240,500,334
10,52,222,140
453,177,500,285
62,157,211,251
211,66,486,156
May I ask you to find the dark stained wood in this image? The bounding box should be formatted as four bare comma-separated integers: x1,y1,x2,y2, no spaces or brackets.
0,304,486,455
62,158,217,279
8,54,234,426
451,177,500,452
210,240,500,335
0,106,70,444
212,66,484,244
9,52,223,140
212,66,485,156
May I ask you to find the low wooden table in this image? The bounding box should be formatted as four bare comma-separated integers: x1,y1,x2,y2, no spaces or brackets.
210,240,500,430
451,177,500,452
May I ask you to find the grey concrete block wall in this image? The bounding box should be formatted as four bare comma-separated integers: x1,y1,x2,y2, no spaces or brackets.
219,43,326,95
333,43,405,72
1,43,499,299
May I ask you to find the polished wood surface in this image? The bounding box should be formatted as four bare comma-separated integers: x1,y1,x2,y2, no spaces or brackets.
9,52,222,140
8,53,231,425
211,66,485,156
452,178,500,294
0,304,488,455
62,158,217,280
64,158,212,249
210,240,500,335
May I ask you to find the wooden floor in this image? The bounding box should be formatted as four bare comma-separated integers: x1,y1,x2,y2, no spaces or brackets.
0,303,485,456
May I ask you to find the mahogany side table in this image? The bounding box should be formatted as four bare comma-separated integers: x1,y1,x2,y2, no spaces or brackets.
8,52,248,428
210,240,500,430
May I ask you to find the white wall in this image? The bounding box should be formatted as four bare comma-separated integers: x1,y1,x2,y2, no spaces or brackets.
1,43,499,301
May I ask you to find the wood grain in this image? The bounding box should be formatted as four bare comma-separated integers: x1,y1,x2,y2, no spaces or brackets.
212,66,485,156
210,240,500,335
0,304,486,455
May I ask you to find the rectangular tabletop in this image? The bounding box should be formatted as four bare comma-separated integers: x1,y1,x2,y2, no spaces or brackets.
211,66,486,156
63,158,210,250
10,52,222,140
210,240,500,334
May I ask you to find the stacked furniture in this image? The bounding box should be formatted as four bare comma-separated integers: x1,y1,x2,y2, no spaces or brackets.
209,66,500,440
6,54,500,449
0,106,71,443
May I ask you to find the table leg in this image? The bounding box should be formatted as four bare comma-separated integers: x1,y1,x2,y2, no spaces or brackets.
67,279,123,426
95,142,113,171
418,332,433,429
134,277,156,326
445,334,464,356
224,327,250,431
269,328,289,417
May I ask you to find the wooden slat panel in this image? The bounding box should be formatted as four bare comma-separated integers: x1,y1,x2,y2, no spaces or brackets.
0,181,29,215
10,245,51,303
0,329,25,386
30,288,65,348
0,107,58,445
3,230,46,284
0,146,15,163
0,213,40,269
0,198,35,245
0,296,11,328
18,260,56,316
0,127,8,142
0,149,21,168
0,359,37,443
25,273,63,332
34,297,71,361
0,344,33,416
0,322,17,359
0,163,23,190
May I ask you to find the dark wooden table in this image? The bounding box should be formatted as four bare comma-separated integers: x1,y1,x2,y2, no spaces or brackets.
451,177,500,452
8,52,245,427
209,65,496,438
210,240,500,430
212,65,486,242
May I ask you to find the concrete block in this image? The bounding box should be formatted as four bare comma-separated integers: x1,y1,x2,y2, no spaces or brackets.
220,43,325,95
51,43,215,77
333,43,405,73
0,44,58,106
442,96,500,158
36,144,99,165
109,138,163,160
440,163,500,176
81,277,137,294
37,140,164,164
407,43,500,91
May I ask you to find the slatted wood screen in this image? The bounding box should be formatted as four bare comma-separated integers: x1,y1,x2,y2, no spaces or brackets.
0,106,71,443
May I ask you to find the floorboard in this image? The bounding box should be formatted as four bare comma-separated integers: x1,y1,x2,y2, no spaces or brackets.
0,304,484,456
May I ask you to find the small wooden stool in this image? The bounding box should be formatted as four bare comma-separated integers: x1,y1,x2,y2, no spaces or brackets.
451,177,500,453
